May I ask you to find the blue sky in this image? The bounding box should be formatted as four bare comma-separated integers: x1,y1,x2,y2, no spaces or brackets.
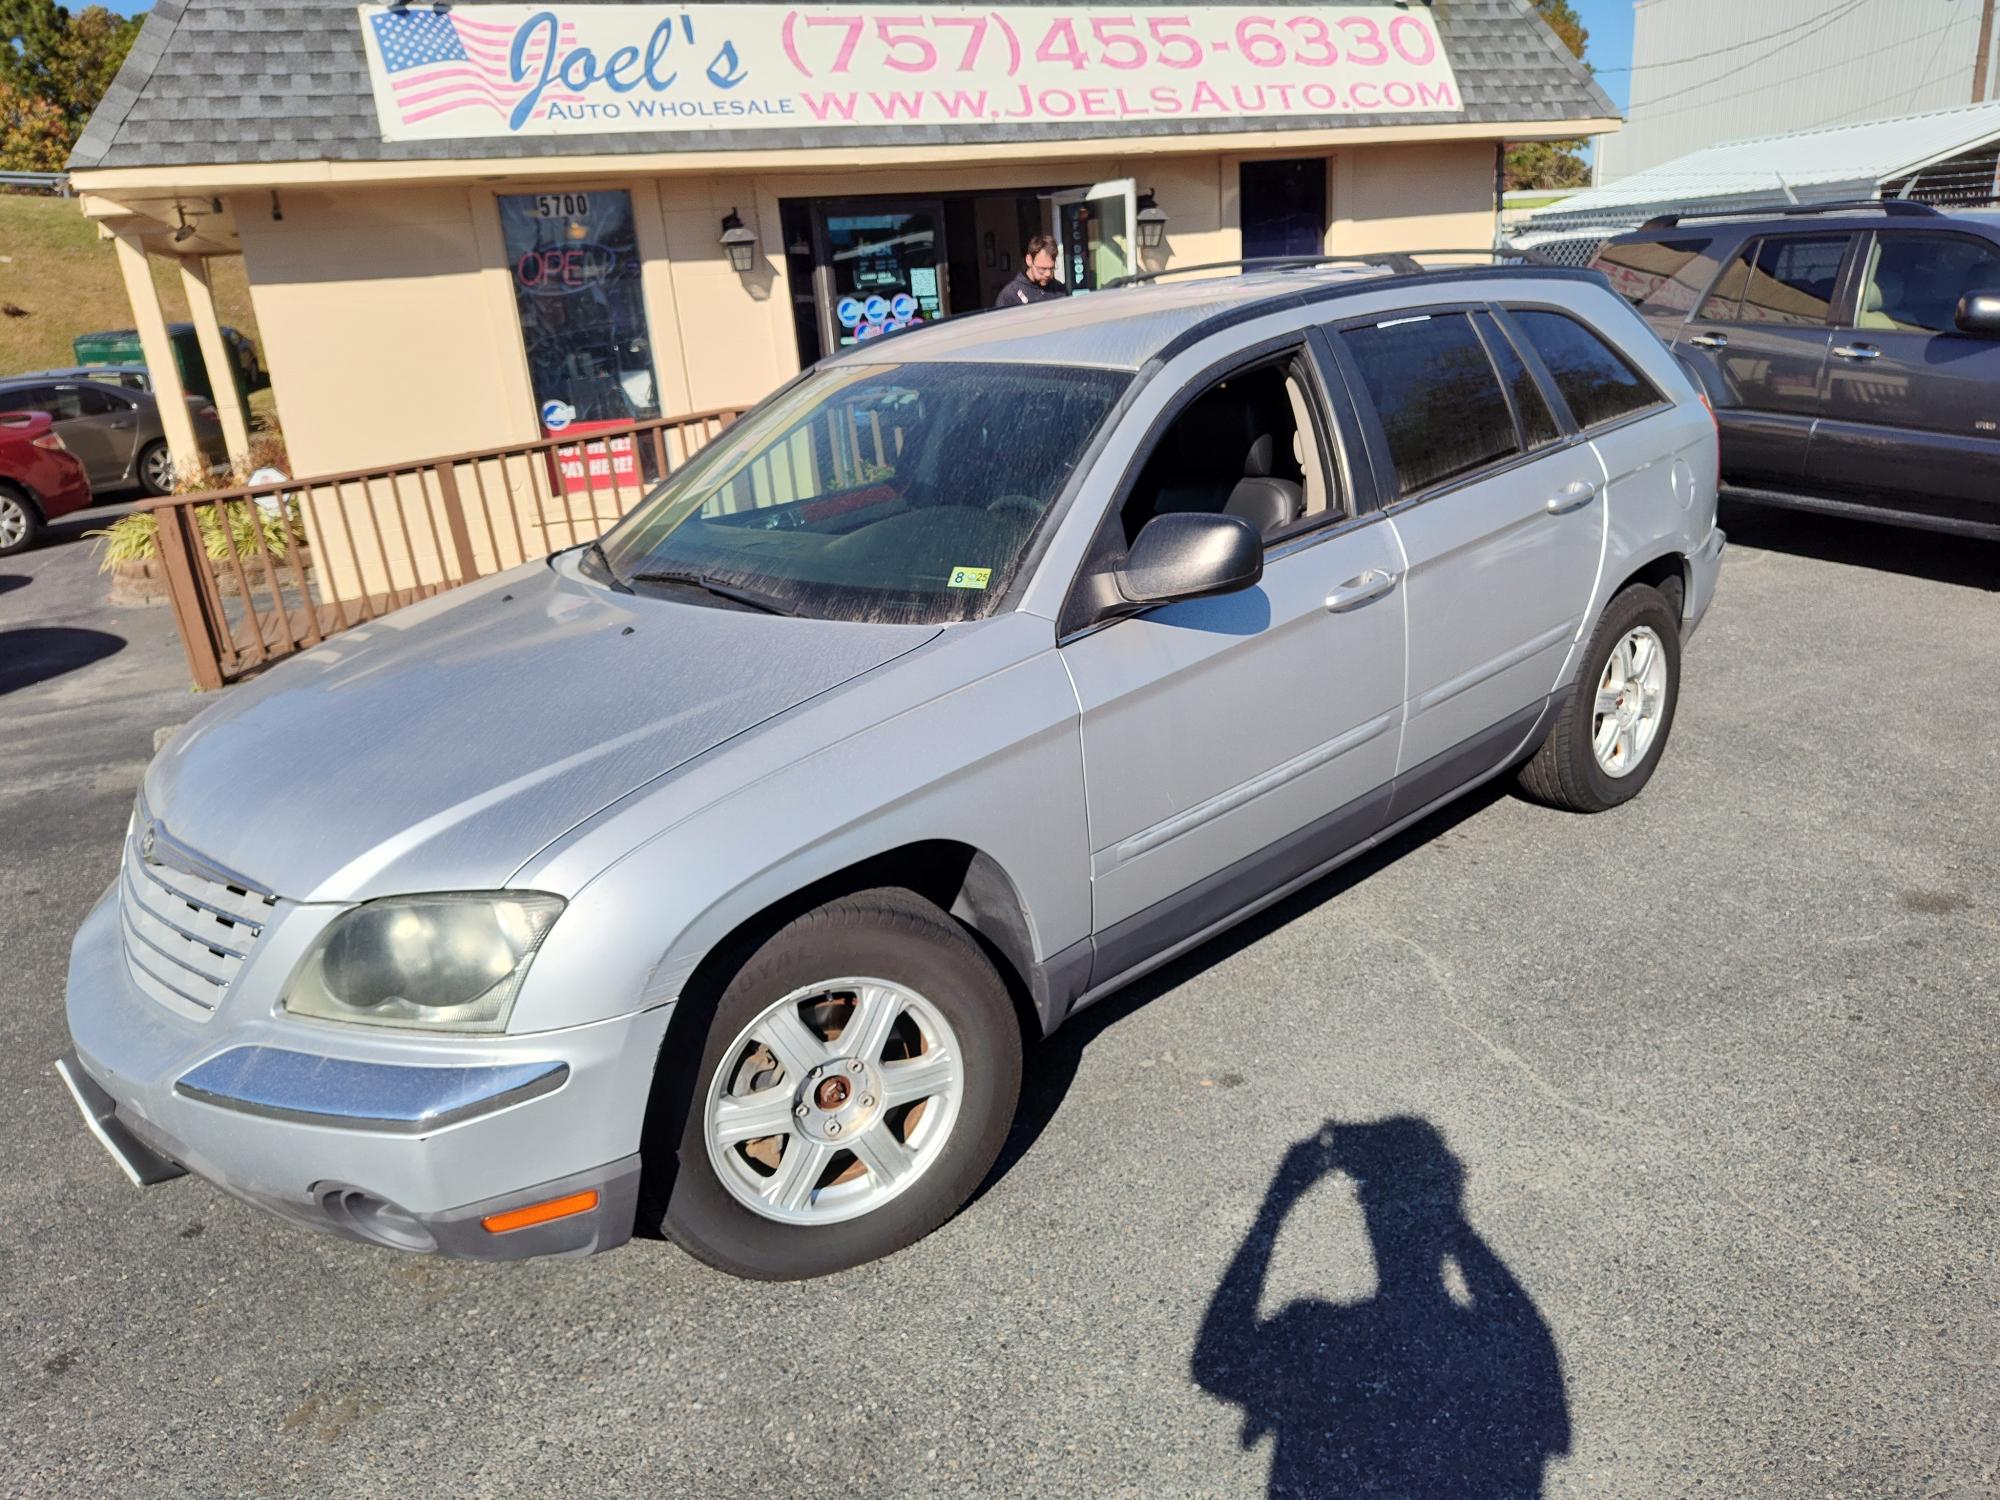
1573,0,1637,112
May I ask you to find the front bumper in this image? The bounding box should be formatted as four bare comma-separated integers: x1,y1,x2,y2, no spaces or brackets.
62,885,673,1260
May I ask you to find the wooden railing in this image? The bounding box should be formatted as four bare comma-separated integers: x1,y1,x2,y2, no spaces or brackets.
145,408,743,689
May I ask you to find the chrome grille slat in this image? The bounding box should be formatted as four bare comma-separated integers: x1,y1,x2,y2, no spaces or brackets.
120,936,219,1019
132,853,273,930
121,863,253,960
120,884,236,988
118,817,277,1022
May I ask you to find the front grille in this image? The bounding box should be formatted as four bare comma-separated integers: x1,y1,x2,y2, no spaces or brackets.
118,817,278,1021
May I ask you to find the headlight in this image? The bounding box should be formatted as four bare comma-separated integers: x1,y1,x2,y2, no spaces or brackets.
281,893,564,1033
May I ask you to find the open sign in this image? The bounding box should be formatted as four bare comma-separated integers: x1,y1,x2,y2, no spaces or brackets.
515,240,621,295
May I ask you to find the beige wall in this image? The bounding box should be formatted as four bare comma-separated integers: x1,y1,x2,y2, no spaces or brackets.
232,138,1499,487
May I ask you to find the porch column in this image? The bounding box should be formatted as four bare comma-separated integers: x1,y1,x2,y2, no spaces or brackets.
111,231,202,481
178,255,254,470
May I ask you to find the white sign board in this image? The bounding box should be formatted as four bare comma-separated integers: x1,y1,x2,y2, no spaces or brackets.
358,5,1463,142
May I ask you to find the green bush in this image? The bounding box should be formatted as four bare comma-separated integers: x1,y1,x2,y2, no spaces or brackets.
90,499,304,574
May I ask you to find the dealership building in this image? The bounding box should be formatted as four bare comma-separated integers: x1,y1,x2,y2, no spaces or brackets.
69,0,1615,483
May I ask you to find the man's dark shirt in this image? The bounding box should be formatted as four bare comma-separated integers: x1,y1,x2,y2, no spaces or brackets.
995,271,1069,308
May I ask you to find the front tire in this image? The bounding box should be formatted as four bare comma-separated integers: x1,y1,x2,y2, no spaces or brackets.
1517,582,1682,813
659,889,1022,1280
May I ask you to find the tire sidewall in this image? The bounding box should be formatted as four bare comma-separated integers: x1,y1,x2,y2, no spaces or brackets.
0,486,40,556
139,441,174,496
663,901,1021,1280
1569,585,1682,809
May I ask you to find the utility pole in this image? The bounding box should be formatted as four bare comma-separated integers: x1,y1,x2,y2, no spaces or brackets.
1977,0,1996,103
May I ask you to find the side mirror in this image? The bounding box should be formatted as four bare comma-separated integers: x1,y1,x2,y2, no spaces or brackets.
1118,511,1263,606
1955,292,2000,336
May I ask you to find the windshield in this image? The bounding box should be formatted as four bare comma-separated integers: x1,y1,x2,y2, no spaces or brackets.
595,360,1129,624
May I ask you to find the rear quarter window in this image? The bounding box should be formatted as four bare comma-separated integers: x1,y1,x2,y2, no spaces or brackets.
1511,309,1666,430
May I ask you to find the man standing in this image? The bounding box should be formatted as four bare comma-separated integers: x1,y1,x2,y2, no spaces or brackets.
995,234,1069,307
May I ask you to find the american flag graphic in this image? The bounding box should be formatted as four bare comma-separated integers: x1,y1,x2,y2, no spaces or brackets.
370,8,583,127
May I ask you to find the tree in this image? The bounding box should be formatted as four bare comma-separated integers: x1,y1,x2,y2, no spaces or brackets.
0,0,144,160
1504,0,1592,195
0,77,67,170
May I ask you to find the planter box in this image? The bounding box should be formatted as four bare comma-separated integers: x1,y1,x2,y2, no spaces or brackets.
109,547,314,607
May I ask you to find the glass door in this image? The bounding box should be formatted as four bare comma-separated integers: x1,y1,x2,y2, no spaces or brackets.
1047,179,1137,292
814,200,950,350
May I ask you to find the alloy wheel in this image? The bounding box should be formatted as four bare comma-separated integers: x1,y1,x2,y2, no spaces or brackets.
1592,625,1669,778
0,494,27,550
702,977,965,1226
142,445,176,494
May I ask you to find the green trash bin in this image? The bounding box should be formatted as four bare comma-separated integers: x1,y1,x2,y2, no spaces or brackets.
71,323,262,420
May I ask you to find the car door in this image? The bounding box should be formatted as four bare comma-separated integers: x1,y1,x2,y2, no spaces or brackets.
69,382,144,486
1059,340,1406,979
1806,228,2000,529
1674,233,1852,488
1328,306,1604,818
26,383,123,487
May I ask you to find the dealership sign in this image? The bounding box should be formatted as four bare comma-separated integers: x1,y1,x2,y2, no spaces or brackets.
358,5,1463,142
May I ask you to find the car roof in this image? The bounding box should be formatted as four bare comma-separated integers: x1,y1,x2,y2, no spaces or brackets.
5,367,145,382
835,264,1610,372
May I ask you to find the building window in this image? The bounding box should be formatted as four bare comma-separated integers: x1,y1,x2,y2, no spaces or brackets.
1240,159,1327,263
499,190,661,436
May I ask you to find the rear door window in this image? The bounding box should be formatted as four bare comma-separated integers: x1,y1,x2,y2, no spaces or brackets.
1592,237,1714,315
1474,313,1562,449
1739,235,1850,325
0,384,57,416
1341,312,1519,499
1511,310,1665,430
73,384,130,416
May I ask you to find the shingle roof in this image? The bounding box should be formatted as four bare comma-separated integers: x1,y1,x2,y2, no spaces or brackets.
71,0,1615,172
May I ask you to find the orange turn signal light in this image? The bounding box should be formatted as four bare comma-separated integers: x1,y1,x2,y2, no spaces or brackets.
481,1188,598,1234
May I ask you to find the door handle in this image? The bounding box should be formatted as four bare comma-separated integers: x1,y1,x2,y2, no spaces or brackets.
1687,332,1728,349
1546,479,1599,515
1325,569,1399,613
1832,343,1881,360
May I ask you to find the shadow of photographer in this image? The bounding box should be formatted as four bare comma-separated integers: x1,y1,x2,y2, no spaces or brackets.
1193,1117,1569,1499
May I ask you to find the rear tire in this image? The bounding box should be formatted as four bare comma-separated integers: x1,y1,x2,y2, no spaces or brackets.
0,484,43,556
658,888,1022,1280
1517,583,1681,813
137,440,176,497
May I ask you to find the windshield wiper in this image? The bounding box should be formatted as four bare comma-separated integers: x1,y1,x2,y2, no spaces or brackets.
581,538,631,593
628,567,798,616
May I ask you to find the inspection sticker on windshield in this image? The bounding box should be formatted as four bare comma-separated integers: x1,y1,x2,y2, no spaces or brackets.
947,566,992,590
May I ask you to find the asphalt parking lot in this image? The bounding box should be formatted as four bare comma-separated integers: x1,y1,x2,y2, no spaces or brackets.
2,501,1994,1499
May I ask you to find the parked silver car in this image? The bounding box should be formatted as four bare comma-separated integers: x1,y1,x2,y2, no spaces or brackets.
60,264,1724,1279
0,374,228,494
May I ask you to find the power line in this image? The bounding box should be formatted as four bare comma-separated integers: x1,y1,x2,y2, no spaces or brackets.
1624,21,1963,125
1627,0,1883,113
1593,0,1883,75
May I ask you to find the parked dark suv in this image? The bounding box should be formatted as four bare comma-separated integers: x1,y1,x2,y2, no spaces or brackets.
1591,201,2000,540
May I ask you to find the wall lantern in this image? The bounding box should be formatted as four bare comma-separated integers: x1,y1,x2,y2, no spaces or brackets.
719,208,758,273
1136,190,1168,250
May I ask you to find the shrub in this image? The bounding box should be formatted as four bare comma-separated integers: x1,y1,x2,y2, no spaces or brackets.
90,498,304,574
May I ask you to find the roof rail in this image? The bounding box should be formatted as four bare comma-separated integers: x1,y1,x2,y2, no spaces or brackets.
1103,246,1550,289
1637,199,1942,230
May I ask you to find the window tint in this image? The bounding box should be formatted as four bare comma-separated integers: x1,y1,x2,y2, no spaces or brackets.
1695,242,1753,321
1857,233,2000,333
1592,237,1714,315
72,384,128,416
1740,235,1848,325
1513,310,1664,430
1476,315,1561,448
1343,313,1517,498
0,385,56,416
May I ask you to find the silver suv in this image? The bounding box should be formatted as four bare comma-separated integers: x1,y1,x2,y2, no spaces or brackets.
61,264,1724,1279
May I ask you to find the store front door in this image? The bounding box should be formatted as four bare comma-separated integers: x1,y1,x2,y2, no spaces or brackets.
1047,179,1138,292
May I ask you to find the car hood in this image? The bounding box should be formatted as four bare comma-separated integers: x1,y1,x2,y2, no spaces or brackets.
144,565,939,901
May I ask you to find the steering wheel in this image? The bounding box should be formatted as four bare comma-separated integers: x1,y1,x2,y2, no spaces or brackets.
986,494,1041,520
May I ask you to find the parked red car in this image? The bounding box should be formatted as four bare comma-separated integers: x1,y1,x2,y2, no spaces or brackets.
0,409,92,556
